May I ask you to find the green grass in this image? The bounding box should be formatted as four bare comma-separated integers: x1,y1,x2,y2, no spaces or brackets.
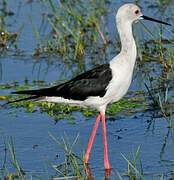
47,132,88,179
0,135,25,179
144,83,173,127
31,0,109,58
121,146,145,180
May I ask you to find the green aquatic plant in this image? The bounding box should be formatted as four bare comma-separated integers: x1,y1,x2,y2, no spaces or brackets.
144,79,173,128
48,132,89,179
121,146,145,180
31,0,109,58
0,136,25,179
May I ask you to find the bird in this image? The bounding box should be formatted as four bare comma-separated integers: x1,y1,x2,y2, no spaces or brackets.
9,4,170,170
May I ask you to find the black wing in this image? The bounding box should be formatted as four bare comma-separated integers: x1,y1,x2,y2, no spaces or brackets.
12,64,112,101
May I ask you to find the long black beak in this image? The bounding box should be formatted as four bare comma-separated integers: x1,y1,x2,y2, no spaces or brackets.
142,15,171,26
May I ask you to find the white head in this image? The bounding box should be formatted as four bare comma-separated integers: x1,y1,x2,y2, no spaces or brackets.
116,3,170,25
116,4,142,24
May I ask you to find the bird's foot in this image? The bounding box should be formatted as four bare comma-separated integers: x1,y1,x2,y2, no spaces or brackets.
104,160,111,170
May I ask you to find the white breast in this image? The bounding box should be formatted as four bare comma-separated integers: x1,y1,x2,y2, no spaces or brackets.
104,55,135,104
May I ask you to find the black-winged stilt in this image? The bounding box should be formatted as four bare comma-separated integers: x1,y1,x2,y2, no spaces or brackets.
10,4,170,170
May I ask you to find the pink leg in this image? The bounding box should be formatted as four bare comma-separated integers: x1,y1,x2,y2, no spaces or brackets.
101,113,111,170
85,113,101,164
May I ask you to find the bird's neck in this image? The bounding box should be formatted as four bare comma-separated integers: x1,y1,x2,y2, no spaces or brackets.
117,19,137,65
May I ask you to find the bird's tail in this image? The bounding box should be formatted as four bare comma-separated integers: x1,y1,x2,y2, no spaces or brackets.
7,89,43,104
6,95,40,104
1,89,49,107
11,89,43,96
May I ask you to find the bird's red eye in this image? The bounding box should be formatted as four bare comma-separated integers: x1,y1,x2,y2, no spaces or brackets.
134,10,139,14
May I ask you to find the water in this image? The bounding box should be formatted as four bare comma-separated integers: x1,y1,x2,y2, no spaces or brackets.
0,0,174,179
